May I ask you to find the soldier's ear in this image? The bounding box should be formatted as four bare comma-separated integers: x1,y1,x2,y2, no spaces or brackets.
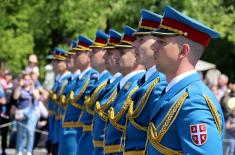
179,43,190,58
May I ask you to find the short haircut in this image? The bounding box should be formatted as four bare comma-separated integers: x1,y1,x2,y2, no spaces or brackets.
176,36,205,66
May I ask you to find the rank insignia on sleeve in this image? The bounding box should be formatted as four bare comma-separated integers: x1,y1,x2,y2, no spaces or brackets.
190,123,207,145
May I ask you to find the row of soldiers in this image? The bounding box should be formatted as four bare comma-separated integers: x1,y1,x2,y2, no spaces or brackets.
47,5,224,155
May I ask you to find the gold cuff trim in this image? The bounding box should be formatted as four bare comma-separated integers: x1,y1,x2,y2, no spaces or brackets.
104,144,122,154
83,124,93,132
124,150,145,155
93,140,104,148
62,121,83,128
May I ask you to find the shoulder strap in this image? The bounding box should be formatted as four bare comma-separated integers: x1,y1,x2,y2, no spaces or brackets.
147,92,188,155
58,80,69,105
70,79,90,102
128,78,160,132
203,95,222,135
95,89,118,121
156,92,188,141
108,86,139,131
147,123,183,155
85,80,108,115
130,77,160,118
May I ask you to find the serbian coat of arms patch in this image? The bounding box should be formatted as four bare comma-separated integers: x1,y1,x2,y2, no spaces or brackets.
190,123,208,145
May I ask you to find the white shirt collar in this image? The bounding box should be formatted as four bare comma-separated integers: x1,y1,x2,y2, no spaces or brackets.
59,71,71,82
72,69,81,80
55,74,60,81
145,65,156,81
119,70,145,89
110,72,122,83
79,67,92,79
98,70,108,80
166,70,197,92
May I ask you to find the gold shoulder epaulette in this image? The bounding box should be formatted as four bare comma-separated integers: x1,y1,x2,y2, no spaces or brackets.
203,95,222,135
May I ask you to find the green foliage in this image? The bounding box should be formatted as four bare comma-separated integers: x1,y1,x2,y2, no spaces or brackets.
0,0,235,80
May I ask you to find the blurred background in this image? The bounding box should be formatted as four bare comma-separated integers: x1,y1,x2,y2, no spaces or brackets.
0,0,235,154
0,0,234,80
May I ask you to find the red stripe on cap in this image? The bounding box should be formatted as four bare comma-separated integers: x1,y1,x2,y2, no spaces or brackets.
109,37,120,44
123,35,136,43
95,37,107,44
79,41,89,48
162,18,211,46
141,19,160,29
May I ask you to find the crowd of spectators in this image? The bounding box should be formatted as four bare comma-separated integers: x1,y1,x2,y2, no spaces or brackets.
0,54,49,155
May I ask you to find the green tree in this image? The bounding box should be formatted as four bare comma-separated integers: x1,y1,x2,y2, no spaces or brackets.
0,0,235,80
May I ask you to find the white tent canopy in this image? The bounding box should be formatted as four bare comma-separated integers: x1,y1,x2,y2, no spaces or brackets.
196,60,216,72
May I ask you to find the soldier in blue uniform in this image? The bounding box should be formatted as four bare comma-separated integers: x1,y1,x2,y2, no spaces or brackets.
53,48,72,155
77,30,111,155
49,48,67,155
124,10,167,155
104,26,146,155
61,35,98,155
65,40,80,75
58,40,81,155
47,50,60,155
147,5,224,154
92,29,123,155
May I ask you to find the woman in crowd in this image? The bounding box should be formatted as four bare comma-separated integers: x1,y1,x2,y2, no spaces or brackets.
13,72,40,155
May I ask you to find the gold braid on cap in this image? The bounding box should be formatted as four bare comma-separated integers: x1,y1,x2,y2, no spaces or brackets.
159,24,188,36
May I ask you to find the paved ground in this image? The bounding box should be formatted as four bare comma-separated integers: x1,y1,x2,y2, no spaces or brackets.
0,148,47,155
